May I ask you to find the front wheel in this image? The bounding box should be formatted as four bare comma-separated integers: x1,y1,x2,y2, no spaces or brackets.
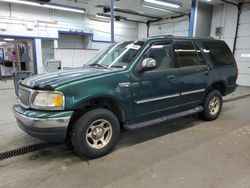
200,90,223,121
70,108,120,159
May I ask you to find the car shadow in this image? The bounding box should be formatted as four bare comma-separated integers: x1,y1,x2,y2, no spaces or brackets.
118,115,201,149
17,115,203,163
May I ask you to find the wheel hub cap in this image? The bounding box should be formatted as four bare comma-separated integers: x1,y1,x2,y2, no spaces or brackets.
209,96,220,115
86,119,113,149
92,127,104,140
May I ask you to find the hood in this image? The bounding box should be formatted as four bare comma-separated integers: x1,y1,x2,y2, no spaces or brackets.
21,67,114,89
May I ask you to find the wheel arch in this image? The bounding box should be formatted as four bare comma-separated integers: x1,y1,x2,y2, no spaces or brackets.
66,96,127,139
201,81,227,104
208,81,227,96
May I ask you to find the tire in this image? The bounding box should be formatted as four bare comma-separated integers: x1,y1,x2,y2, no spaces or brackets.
70,108,120,159
65,141,77,155
200,90,223,121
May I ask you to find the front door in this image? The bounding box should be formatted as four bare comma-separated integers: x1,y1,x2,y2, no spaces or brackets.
131,40,181,122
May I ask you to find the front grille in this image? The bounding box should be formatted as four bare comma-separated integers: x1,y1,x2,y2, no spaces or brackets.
19,86,32,107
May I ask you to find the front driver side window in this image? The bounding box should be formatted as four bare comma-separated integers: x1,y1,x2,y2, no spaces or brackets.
144,41,174,71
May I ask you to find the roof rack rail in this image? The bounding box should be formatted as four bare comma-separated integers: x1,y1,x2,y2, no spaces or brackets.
149,34,174,38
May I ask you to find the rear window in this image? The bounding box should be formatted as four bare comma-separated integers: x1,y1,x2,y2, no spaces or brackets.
202,41,236,66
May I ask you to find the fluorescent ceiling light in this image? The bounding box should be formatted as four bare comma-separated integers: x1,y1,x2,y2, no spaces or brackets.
96,14,109,19
144,0,181,8
42,4,85,13
4,38,14,41
142,4,171,12
0,0,85,13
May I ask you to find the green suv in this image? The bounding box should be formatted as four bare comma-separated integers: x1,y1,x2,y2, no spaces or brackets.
13,35,238,158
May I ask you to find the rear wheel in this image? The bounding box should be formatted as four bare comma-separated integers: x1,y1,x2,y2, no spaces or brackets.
200,90,223,121
70,108,120,159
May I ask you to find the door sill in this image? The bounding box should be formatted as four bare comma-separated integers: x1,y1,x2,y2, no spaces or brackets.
124,106,203,130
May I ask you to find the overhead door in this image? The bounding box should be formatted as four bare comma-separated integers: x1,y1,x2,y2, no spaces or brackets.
235,4,250,86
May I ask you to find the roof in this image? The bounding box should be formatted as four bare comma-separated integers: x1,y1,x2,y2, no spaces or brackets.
146,35,218,41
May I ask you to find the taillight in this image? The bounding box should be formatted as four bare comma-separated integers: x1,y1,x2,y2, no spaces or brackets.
236,67,238,80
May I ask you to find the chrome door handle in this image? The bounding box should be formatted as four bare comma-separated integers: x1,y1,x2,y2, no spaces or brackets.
204,66,210,75
118,82,131,88
167,75,176,82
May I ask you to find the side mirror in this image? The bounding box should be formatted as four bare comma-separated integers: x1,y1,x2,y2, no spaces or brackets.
141,58,156,71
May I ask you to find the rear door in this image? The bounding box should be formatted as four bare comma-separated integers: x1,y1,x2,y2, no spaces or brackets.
174,40,210,111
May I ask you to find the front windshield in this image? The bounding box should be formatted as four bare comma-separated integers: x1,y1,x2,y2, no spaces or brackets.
87,41,144,69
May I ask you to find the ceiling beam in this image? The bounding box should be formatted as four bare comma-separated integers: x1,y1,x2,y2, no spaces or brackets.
96,5,161,20
220,0,238,7
96,13,147,24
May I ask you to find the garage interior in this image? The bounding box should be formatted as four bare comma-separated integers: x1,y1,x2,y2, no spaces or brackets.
0,0,250,187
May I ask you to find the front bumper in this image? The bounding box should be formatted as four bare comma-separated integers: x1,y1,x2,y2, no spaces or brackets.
13,103,73,141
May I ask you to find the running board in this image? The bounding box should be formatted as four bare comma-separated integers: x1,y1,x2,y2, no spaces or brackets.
124,106,203,130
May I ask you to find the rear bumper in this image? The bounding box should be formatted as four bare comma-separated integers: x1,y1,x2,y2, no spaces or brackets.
224,84,238,96
13,104,73,141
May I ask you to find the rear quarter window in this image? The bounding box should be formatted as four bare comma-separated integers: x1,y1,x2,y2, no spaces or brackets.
202,41,236,66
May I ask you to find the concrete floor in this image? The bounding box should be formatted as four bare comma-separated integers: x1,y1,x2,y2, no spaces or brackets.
0,80,250,188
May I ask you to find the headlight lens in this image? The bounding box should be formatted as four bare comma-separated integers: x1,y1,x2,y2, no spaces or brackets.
32,91,64,110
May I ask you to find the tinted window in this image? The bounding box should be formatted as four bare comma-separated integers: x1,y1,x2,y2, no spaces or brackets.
175,41,205,67
144,41,174,70
202,41,236,65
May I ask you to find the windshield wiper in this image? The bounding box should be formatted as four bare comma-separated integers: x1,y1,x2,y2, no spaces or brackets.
89,63,108,69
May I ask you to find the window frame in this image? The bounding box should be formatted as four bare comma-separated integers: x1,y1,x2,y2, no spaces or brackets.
138,40,178,73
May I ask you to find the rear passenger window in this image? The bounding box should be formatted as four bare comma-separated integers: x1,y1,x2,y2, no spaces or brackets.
175,41,205,67
202,41,236,66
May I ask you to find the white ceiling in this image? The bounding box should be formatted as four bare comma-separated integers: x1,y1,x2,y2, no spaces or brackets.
49,0,238,21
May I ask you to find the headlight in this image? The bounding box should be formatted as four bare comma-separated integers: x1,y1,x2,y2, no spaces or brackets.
32,91,64,110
